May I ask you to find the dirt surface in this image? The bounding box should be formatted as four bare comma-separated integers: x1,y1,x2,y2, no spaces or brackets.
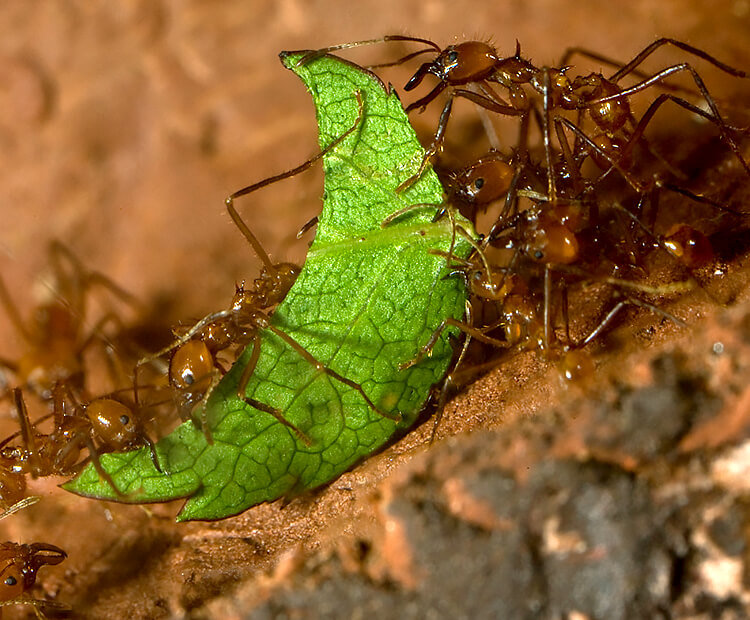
1,1,750,618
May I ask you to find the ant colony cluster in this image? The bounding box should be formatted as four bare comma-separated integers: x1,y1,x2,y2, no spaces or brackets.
0,33,748,614
307,35,749,395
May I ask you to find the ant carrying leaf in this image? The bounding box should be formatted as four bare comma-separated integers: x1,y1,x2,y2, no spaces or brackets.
65,50,475,521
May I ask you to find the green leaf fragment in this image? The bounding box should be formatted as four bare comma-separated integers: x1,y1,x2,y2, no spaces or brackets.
64,51,475,521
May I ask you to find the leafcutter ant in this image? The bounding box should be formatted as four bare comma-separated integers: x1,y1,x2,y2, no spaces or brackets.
303,36,749,197
0,385,159,502
0,497,68,619
0,241,140,401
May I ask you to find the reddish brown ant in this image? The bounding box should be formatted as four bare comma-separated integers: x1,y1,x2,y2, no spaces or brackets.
303,36,749,196
0,385,160,501
0,497,68,618
0,241,140,401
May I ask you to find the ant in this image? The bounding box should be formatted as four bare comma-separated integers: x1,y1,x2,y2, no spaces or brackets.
0,385,159,502
0,241,140,401
0,497,68,619
302,36,750,196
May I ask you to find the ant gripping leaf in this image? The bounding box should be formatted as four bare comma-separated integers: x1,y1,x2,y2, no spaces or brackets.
64,51,474,521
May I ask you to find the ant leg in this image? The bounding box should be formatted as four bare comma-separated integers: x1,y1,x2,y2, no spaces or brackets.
556,117,648,193
0,598,71,617
429,301,475,442
599,92,749,186
224,91,364,274
472,84,503,150
398,93,452,192
13,388,43,477
236,335,313,445
398,90,450,191
560,47,651,78
296,215,319,239
142,432,162,473
50,241,139,308
553,111,586,196
0,496,40,520
75,311,124,356
226,91,365,271
380,201,444,227
609,38,748,83
48,240,141,324
0,273,30,343
451,87,525,116
560,285,572,348
578,298,685,348
82,435,127,498
539,69,558,202
188,369,220,445
399,87,523,193
543,267,553,354
401,311,511,372
589,64,750,177
292,35,441,67
46,240,86,314
264,323,402,422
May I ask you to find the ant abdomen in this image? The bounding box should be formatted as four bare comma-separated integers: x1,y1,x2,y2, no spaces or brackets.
662,223,714,268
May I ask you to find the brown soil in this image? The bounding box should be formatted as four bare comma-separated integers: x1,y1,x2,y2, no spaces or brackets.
1,1,750,618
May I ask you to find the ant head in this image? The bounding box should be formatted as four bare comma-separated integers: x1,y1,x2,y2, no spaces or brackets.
405,41,498,89
662,224,714,268
169,341,215,396
0,553,25,601
231,282,262,313
85,398,143,450
0,542,65,601
452,156,514,208
585,78,630,132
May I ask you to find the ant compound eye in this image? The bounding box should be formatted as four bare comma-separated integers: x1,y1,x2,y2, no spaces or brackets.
534,250,545,261
181,369,195,386
447,50,459,63
4,576,16,586
474,177,485,190
119,414,131,426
